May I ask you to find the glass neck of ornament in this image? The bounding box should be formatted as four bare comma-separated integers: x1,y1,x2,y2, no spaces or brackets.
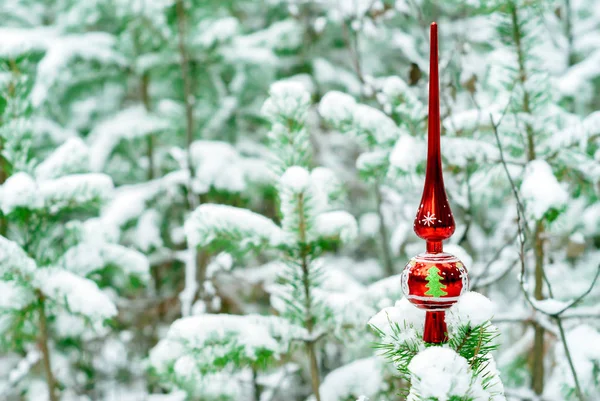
426,240,443,253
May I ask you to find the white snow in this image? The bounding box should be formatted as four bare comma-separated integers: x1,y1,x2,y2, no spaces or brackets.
569,232,585,245
364,273,404,304
543,111,599,153
318,91,357,126
310,167,343,211
101,179,167,229
320,267,365,294
194,17,239,48
545,325,600,397
53,312,96,339
35,268,117,321
372,75,426,120
317,357,383,401
319,90,399,145
189,140,247,194
221,46,277,66
353,104,399,145
233,19,303,52
444,244,473,273
0,27,56,57
0,281,35,311
133,210,163,252
31,116,77,143
315,211,358,243
35,137,90,180
31,32,127,106
262,80,311,122
238,157,276,186
39,173,114,214
558,50,600,97
358,212,380,238
279,166,311,194
1,172,113,215
88,106,168,171
408,347,481,401
206,252,233,278
313,59,362,95
0,172,41,215
150,314,284,377
441,137,499,167
530,298,570,315
356,149,388,174
448,291,495,327
389,135,422,172
369,297,425,338
59,242,149,280
520,160,568,220
179,249,198,317
184,203,287,248
0,236,37,277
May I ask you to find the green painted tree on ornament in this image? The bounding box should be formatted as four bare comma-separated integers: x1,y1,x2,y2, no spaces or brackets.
425,266,447,297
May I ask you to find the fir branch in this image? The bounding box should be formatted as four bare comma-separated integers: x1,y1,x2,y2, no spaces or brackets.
449,321,499,376
371,320,423,396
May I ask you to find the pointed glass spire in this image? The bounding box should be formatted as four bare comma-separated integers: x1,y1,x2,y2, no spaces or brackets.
413,22,455,254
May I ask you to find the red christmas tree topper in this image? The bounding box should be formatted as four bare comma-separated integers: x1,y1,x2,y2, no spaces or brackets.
401,22,469,344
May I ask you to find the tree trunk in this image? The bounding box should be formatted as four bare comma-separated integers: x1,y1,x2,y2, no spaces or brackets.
38,293,59,401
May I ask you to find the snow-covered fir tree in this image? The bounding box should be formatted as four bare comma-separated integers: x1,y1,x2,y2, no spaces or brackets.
1,0,599,400
369,292,505,401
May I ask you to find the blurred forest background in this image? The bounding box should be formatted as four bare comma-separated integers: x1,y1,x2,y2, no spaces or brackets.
0,0,599,401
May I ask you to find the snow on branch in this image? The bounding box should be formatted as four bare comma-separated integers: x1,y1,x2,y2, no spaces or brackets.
89,105,169,171
389,135,423,173
1,172,114,216
369,75,426,122
370,292,504,400
368,297,425,340
184,203,287,251
318,91,357,132
520,160,568,221
101,178,174,229
233,19,303,53
193,17,239,49
40,173,114,214
314,357,383,401
35,137,91,180
188,140,266,195
407,348,484,401
0,280,35,312
34,268,117,321
319,91,400,147
262,80,312,172
59,242,150,281
262,81,310,124
0,236,37,279
0,27,56,58
149,314,294,378
278,166,318,242
0,173,41,215
447,291,496,328
310,167,345,211
315,211,358,244
31,32,127,106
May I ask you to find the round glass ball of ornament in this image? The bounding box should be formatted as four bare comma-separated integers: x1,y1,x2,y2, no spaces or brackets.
401,252,468,311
